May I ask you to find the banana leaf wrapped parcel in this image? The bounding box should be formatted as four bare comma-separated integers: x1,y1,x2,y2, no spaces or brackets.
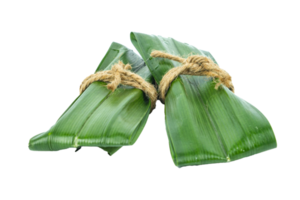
131,32,277,167
29,42,157,155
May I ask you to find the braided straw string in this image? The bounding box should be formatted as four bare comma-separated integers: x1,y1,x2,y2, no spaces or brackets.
80,61,158,111
150,51,234,103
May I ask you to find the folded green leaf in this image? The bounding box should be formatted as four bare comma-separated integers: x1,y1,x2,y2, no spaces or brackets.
131,32,277,167
29,42,154,155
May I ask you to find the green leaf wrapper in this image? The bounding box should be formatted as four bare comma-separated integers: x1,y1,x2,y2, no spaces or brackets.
29,42,154,155
131,32,277,167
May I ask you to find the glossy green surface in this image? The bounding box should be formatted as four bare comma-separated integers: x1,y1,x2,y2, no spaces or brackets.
131,32,277,167
29,42,154,155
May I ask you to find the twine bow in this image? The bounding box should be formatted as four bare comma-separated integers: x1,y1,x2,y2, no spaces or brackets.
80,61,157,111
150,51,234,103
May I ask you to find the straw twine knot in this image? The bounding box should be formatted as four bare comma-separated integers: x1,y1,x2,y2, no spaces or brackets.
80,61,157,111
150,51,234,103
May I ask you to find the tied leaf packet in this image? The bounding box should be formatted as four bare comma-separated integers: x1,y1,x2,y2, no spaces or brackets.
29,42,154,155
131,32,277,167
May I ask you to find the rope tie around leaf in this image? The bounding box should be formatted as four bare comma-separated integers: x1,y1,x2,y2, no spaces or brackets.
80,61,158,111
150,51,234,103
